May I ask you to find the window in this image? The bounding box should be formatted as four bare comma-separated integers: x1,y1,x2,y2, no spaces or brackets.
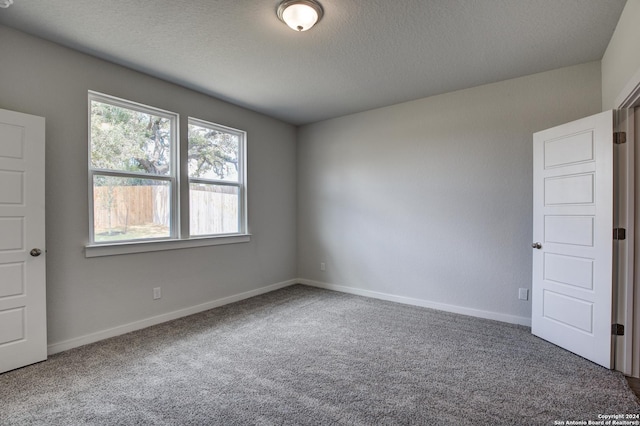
88,91,248,253
89,93,177,243
188,118,246,236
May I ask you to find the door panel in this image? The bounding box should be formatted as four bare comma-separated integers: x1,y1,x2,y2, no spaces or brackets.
532,110,613,369
0,263,24,297
544,216,594,246
0,109,46,374
543,131,594,167
544,173,594,205
0,308,25,344
542,290,593,332
543,253,594,290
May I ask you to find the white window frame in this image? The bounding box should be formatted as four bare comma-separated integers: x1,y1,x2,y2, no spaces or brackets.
85,91,250,257
187,117,248,237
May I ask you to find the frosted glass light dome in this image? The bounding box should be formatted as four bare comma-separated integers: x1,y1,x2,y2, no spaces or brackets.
277,0,324,32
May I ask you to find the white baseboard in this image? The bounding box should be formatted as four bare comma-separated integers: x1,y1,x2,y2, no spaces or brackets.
47,279,298,355
299,279,532,327
48,278,532,355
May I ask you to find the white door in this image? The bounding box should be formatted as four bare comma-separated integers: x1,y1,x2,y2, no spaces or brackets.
532,110,614,369
0,109,46,374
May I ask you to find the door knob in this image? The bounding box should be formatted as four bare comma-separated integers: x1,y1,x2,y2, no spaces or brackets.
30,248,42,257
531,242,542,249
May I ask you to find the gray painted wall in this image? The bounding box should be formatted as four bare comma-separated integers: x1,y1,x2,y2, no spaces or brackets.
0,25,297,348
602,0,640,110
297,62,602,325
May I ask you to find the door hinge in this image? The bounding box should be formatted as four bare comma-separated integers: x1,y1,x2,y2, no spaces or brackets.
613,228,626,240
614,131,627,144
612,324,625,336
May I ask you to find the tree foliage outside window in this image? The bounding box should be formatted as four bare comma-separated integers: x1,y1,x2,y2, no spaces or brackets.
91,101,240,181
91,101,172,176
188,123,239,181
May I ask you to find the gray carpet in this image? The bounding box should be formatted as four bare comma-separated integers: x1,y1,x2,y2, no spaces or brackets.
1,285,638,425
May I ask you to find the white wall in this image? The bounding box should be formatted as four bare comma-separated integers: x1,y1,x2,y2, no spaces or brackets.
0,25,297,349
297,62,602,325
602,0,640,109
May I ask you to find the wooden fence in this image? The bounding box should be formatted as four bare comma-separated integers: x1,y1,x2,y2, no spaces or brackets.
94,184,238,235
190,184,238,235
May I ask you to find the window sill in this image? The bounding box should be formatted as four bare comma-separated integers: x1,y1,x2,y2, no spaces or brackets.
85,234,251,258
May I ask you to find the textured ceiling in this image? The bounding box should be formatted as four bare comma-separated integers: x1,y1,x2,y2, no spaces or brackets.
0,0,627,125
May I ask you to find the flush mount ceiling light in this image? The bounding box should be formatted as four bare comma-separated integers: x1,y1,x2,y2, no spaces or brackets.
277,0,323,32
0,0,14,8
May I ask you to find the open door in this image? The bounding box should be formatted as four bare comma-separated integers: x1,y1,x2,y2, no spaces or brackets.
532,110,614,368
0,109,46,374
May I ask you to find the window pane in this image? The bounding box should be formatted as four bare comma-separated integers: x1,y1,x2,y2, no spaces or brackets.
189,183,239,235
91,100,172,175
188,123,239,182
93,175,171,242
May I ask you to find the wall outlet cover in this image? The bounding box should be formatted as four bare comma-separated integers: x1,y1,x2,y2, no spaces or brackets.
518,288,529,301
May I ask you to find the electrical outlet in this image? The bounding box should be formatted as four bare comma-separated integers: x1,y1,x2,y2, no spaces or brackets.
320,262,326,271
153,287,162,300
518,288,529,301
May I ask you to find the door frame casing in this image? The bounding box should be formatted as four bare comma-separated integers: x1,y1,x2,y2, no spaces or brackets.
613,108,634,376
614,69,640,378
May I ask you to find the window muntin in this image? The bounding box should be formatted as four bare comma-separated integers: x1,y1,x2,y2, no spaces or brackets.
89,92,178,244
188,119,246,237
